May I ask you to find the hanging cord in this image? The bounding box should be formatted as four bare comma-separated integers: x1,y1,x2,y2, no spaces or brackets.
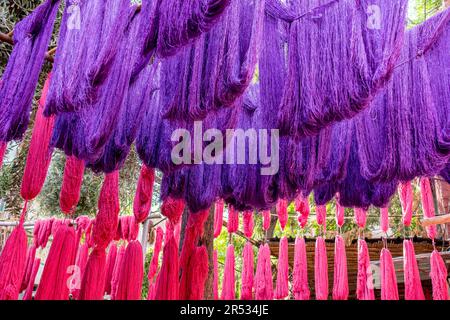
19,200,29,226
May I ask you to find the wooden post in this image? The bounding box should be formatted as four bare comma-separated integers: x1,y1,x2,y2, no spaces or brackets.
203,205,215,300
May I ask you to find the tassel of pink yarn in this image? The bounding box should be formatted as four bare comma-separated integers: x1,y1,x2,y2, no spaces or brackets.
380,207,389,234
332,235,348,300
420,178,437,239
133,165,155,223
399,181,413,227
71,242,89,299
335,202,345,229
254,244,273,300
184,245,209,300
403,239,425,300
221,244,236,300
115,241,144,300
154,229,180,300
295,194,309,228
243,210,254,238
148,227,163,286
110,245,126,300
430,250,449,300
227,206,239,234
0,142,7,169
241,242,254,300
293,237,310,300
23,258,40,300
21,244,37,293
275,237,289,299
380,248,399,300
104,243,118,296
277,199,288,230
316,205,327,231
356,239,375,300
354,208,367,229
214,199,224,238
213,250,219,300
314,236,328,300
262,210,271,231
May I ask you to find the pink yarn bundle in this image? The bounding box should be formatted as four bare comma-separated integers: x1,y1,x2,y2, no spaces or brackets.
60,156,85,215
241,242,254,300
23,258,40,300
181,245,209,300
227,206,239,234
314,236,328,300
133,165,155,223
430,250,449,300
295,194,309,228
356,239,375,300
214,199,224,238
110,245,126,300
293,237,310,300
332,235,348,300
213,250,219,300
21,244,37,292
277,199,288,230
155,226,179,300
148,227,163,286
78,248,107,300
399,181,413,227
120,215,131,241
35,224,77,300
419,178,437,239
221,244,236,300
403,239,425,300
0,142,7,169
243,210,254,238
0,211,28,300
380,248,399,300
262,210,271,231
161,197,185,225
104,243,118,295
71,242,89,299
275,237,289,299
316,205,327,230
354,208,368,229
254,244,273,300
335,202,345,228
115,241,144,300
380,207,389,233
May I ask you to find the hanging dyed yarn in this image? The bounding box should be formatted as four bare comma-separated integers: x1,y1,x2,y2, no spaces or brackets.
254,244,273,300
243,211,254,238
110,245,126,300
332,235,348,300
276,199,288,230
380,248,399,300
60,156,85,215
23,258,40,300
104,244,118,296
335,202,345,228
241,242,254,300
262,210,271,232
314,237,328,300
133,165,155,224
115,241,144,300
316,205,327,231
70,242,89,299
147,227,164,292
221,245,236,300
403,239,425,300
0,142,7,168
398,182,413,227
214,199,224,238
420,178,437,239
295,194,310,228
275,237,289,300
20,244,37,293
356,239,375,300
0,0,60,143
380,207,389,234
430,250,449,300
354,208,368,229
293,237,310,300
227,206,239,234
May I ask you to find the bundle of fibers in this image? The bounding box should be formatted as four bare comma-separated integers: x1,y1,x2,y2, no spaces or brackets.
179,245,209,300
120,216,131,242
335,201,345,228
354,208,368,229
314,237,328,300
403,239,425,300
148,227,163,287
110,245,126,300
214,199,224,238
0,142,7,168
36,218,53,248
419,178,437,239
221,244,236,300
155,225,180,300
254,244,273,300
316,205,327,230
104,243,118,296
380,248,399,300
380,207,389,233
70,242,89,299
214,250,219,300
115,241,144,300
243,211,254,238
20,74,54,201
276,0,408,138
0,0,60,143
23,258,40,300
293,237,310,300
430,250,449,300
275,237,289,299
20,244,37,293
35,224,77,300
44,0,134,115
399,182,413,227
241,242,254,300
78,248,107,300
227,206,239,234
0,212,28,300
133,165,155,223
332,235,348,300
262,210,271,231
356,10,450,183
295,194,310,228
161,196,185,226
59,156,85,215
276,199,288,230
356,239,375,300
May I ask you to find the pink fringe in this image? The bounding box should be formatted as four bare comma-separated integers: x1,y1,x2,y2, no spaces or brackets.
293,237,310,300
21,244,37,292
399,181,413,227
183,245,209,300
314,237,328,300
335,202,345,228
241,242,254,300
155,225,179,300
380,248,399,300
277,199,288,230
275,237,289,299
254,244,273,300
104,243,118,295
71,242,89,299
262,210,271,231
295,194,309,228
354,208,367,229
115,241,144,300
420,178,437,239
214,199,224,238
110,245,126,300
227,206,239,234
403,239,425,300
78,248,107,300
316,205,327,230
243,210,254,238
430,250,449,300
332,235,348,300
221,244,236,300
23,258,40,300
380,207,389,233
356,239,375,300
